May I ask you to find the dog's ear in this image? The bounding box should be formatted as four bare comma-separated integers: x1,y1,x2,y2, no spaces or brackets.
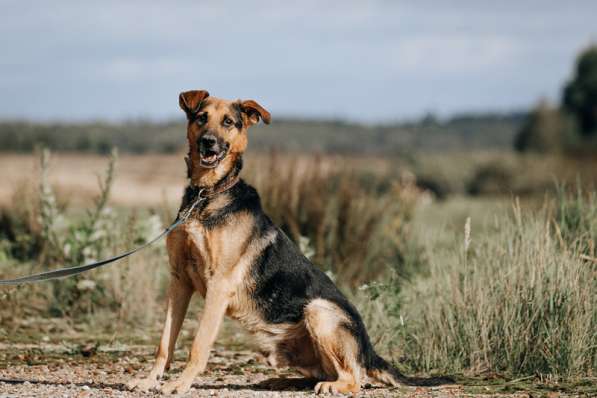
240,100,271,126
179,90,210,118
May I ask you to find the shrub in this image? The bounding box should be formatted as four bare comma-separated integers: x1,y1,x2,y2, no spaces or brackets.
0,184,42,261
514,101,577,154
466,161,515,196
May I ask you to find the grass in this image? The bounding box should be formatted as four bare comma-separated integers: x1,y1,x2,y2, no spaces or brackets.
0,149,595,387
369,191,596,380
0,149,419,322
244,152,420,285
0,149,170,327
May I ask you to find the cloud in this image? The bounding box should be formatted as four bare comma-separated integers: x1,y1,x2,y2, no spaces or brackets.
390,35,520,72
0,0,595,121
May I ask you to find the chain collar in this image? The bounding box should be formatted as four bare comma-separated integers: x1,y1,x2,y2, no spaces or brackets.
177,189,206,223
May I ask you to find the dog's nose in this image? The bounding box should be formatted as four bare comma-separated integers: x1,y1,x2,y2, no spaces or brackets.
200,134,218,148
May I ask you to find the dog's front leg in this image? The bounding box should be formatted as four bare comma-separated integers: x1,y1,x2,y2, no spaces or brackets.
161,278,230,395
128,276,193,392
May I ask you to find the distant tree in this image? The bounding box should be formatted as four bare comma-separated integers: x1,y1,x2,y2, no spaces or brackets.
563,45,597,136
514,100,575,153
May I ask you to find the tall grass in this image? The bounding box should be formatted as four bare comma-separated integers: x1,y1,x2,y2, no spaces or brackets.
0,151,421,331
373,191,596,379
244,153,421,286
1,150,595,381
0,149,169,327
555,182,596,257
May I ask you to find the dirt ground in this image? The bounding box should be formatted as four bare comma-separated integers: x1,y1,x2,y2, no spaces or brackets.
0,341,590,398
0,342,436,398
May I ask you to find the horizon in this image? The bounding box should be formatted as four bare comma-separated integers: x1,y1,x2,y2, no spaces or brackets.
0,108,528,126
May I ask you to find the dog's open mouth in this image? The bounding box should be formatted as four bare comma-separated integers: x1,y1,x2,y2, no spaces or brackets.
200,150,226,168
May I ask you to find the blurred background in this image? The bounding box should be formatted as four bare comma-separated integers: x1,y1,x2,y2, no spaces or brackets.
1,1,597,202
0,1,595,390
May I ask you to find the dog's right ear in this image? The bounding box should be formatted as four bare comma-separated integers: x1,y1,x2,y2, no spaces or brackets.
179,90,210,119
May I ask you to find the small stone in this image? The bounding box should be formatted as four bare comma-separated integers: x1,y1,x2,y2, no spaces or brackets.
80,344,97,358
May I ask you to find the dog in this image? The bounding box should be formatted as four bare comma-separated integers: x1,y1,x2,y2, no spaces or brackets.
127,90,406,395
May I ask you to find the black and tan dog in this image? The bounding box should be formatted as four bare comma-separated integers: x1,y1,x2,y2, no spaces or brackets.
128,90,405,395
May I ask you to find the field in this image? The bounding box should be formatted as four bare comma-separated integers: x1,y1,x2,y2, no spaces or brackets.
0,151,595,397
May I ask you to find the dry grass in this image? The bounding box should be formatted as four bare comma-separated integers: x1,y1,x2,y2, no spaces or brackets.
369,191,597,379
1,151,595,207
0,150,420,329
1,150,596,382
0,152,395,208
0,150,171,329
0,152,187,208
244,152,420,285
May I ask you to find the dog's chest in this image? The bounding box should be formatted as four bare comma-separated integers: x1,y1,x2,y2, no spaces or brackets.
176,219,255,296
177,221,214,294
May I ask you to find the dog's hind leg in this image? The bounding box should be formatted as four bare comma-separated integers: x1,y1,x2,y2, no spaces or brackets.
304,299,362,395
128,274,193,391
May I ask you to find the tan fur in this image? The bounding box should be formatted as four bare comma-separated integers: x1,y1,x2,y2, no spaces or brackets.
305,299,362,394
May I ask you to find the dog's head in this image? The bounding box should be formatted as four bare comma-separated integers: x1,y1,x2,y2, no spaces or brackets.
179,90,270,185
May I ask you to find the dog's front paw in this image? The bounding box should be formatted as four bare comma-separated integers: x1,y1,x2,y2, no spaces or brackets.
127,376,159,392
161,378,193,395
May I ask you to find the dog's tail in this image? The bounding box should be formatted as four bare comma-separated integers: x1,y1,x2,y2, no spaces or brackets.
367,354,409,386
367,354,453,387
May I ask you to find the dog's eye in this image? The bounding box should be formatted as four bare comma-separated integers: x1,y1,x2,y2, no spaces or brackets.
223,117,234,127
196,112,208,125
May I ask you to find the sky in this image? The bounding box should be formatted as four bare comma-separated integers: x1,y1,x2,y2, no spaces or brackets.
0,1,596,123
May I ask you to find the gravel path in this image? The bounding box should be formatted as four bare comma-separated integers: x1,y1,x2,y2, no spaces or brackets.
0,343,575,397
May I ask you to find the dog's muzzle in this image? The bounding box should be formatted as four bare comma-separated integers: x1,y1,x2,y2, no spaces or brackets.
198,134,229,168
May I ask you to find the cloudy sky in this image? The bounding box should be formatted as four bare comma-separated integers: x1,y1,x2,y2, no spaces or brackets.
1,1,596,122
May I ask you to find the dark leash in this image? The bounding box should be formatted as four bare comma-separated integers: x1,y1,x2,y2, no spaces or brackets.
0,189,206,286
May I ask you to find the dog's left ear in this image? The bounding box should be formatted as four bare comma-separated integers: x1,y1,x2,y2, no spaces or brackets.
179,90,210,119
241,100,271,126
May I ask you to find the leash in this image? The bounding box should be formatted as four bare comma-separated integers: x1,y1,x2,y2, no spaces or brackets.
0,171,237,287
0,168,241,286
0,190,206,286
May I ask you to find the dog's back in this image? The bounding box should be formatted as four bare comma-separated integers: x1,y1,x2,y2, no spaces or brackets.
204,178,407,389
